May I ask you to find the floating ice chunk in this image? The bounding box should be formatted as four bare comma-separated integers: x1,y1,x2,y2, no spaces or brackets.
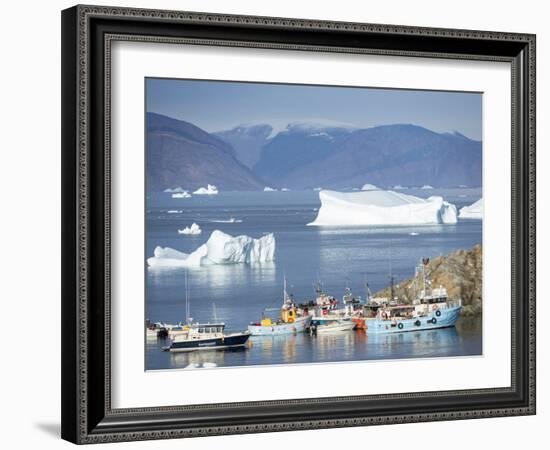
202,362,218,368
148,244,207,268
193,184,218,195
459,198,483,219
185,363,200,369
313,187,323,191
308,190,457,226
280,188,290,191
164,186,186,193
421,185,434,190
361,183,379,191
204,230,275,265
264,186,277,192
172,191,191,199
393,185,407,190
147,230,275,267
211,218,243,223
409,232,419,236
178,223,202,235
167,210,182,214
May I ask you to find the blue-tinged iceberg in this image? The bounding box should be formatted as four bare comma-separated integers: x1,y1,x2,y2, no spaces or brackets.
147,230,275,268
308,190,457,226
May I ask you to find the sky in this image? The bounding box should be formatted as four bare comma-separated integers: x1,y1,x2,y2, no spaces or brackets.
146,78,482,141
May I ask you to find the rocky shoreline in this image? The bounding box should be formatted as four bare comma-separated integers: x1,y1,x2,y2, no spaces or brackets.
374,244,482,316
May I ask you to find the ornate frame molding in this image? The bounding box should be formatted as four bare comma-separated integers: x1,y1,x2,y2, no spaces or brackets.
61,4,536,444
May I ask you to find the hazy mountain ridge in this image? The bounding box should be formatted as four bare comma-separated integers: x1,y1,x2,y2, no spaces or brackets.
146,114,482,191
146,113,265,192
214,124,273,169
216,122,482,189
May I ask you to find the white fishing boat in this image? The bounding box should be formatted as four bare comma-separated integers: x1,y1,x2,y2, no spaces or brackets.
314,318,356,333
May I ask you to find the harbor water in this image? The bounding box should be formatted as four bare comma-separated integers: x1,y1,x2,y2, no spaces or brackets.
146,188,483,370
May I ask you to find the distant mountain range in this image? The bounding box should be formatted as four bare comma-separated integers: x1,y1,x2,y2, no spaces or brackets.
146,113,482,192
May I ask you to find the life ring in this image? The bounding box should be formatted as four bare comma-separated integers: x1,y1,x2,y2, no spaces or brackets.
398,323,404,330
431,317,437,325
435,310,442,317
414,320,421,327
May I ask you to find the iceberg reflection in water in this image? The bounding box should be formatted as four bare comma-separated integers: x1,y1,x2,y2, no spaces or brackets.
146,318,481,370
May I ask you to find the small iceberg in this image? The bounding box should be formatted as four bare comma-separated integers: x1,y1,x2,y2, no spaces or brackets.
147,230,275,268
308,190,457,226
393,185,407,190
178,223,202,235
361,183,379,191
202,362,218,368
459,198,483,219
421,185,434,190
211,217,243,223
193,184,218,195
280,188,290,191
167,210,182,214
172,191,191,199
409,232,419,236
264,186,277,192
164,186,186,193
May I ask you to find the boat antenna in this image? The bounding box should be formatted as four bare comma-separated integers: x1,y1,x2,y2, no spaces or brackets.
389,273,396,302
185,269,189,323
213,302,218,323
365,277,372,304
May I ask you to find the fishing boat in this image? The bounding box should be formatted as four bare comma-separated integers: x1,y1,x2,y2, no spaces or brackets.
357,258,462,334
163,322,251,352
162,272,251,352
311,318,356,334
248,278,311,335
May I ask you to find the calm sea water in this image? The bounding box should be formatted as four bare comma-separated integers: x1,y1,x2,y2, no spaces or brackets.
145,188,482,370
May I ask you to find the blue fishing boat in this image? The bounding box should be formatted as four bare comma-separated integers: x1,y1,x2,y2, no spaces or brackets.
358,258,462,334
248,277,312,335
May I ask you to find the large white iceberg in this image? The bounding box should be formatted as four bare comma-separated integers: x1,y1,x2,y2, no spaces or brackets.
178,223,202,235
361,183,379,191
193,184,218,195
308,190,457,226
147,230,275,268
459,198,483,219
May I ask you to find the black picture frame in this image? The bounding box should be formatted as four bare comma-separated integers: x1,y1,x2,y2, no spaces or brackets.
61,4,536,444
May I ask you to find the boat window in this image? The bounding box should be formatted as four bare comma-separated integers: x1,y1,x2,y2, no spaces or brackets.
199,328,204,333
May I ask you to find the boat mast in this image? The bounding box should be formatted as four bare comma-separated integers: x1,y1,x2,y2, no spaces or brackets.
365,278,372,304
389,273,395,302
185,269,190,323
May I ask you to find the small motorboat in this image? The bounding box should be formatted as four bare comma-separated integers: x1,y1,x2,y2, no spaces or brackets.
312,318,356,334
163,322,251,352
